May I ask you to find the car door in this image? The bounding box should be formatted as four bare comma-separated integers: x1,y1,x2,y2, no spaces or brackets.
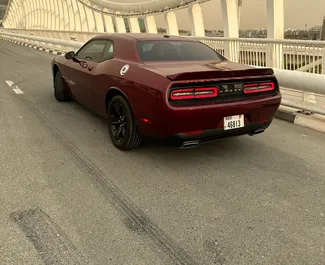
64,39,108,109
91,41,115,115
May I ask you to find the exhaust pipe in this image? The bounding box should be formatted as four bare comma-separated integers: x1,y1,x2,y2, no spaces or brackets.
179,140,200,149
249,129,265,136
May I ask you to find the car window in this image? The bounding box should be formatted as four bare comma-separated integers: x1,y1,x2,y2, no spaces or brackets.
137,40,224,62
76,39,114,62
102,42,114,61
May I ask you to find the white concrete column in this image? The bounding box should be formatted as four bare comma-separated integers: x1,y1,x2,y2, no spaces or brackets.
38,0,44,29
70,0,81,31
55,0,64,30
113,13,126,33
66,0,76,31
10,0,18,28
28,0,35,28
102,13,115,33
237,0,242,29
144,16,157,33
94,11,105,32
44,0,52,30
24,0,29,28
37,0,43,29
164,12,179,36
28,0,34,29
221,0,239,38
62,0,71,30
84,6,96,32
188,3,205,36
33,0,39,28
21,0,28,29
128,17,140,33
6,10,13,28
266,0,284,68
267,0,284,39
39,0,47,29
221,0,239,61
6,4,13,28
71,0,82,31
77,2,89,31
48,0,57,30
15,0,23,28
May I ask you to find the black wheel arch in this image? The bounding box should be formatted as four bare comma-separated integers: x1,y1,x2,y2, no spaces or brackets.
105,87,130,113
52,64,60,86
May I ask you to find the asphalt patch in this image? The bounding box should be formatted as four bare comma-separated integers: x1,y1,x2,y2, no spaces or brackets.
11,208,86,265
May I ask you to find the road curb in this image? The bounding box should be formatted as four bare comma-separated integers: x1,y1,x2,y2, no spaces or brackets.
276,106,325,133
0,37,65,55
275,110,296,123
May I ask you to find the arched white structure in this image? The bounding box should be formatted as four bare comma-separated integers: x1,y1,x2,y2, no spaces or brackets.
79,0,210,15
1,0,210,36
0,0,284,47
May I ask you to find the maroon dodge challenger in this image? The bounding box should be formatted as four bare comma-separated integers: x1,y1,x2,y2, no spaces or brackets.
51,33,281,150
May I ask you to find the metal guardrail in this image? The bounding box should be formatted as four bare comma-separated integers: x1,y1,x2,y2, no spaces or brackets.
195,36,325,75
1,30,325,115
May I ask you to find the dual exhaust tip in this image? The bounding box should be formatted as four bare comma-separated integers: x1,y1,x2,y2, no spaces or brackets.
179,128,266,149
179,140,200,149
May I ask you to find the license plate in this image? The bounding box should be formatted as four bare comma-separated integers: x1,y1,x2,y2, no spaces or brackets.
224,115,244,130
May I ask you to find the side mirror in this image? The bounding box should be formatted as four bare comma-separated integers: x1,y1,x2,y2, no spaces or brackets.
65,51,75,60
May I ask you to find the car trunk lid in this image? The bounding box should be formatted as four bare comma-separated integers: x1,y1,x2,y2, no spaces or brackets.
143,60,274,81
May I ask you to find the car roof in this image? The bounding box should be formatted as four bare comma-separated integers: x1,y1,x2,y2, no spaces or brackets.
88,33,200,63
92,33,198,42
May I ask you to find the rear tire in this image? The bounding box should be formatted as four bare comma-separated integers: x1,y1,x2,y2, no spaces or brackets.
54,71,70,102
107,95,142,150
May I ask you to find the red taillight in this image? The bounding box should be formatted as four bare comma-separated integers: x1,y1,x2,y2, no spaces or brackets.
244,82,275,94
170,88,195,100
170,87,218,100
195,87,218,98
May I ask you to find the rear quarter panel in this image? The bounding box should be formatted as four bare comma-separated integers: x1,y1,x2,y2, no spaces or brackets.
91,59,170,135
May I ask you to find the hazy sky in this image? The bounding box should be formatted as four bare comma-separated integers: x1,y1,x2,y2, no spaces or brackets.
154,0,325,30
1,0,324,30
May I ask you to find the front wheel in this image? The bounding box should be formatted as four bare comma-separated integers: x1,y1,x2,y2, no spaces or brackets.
54,71,70,102
107,95,142,150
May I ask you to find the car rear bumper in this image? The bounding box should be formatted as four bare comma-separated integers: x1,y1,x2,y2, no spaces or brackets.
137,93,281,138
168,119,272,147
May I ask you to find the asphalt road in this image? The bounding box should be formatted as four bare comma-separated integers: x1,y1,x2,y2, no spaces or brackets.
0,40,325,265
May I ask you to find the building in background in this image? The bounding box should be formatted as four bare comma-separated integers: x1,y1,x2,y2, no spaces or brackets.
0,4,6,20
308,25,322,40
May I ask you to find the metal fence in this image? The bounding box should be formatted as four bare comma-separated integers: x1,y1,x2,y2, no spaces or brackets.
196,37,325,75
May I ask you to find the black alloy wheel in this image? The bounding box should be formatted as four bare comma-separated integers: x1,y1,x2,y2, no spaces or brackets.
107,95,142,150
54,71,70,102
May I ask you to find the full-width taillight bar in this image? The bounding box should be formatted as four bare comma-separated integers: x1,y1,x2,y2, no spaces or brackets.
243,82,275,94
170,87,218,100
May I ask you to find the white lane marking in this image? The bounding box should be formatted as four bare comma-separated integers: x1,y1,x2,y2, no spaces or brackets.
5,80,24,94
13,88,24,94
5,80,14,87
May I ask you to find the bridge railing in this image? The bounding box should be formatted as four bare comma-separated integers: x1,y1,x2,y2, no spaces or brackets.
1,29,325,116
196,37,325,75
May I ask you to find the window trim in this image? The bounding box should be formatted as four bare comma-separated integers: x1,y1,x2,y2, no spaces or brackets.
75,38,115,63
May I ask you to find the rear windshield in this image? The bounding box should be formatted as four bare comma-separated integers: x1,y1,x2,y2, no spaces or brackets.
136,40,225,62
